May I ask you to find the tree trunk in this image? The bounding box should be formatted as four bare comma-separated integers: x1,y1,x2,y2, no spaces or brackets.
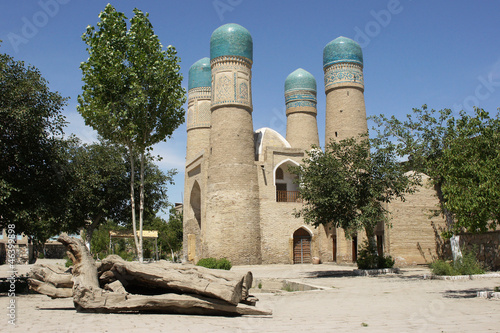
364,226,377,255
85,216,101,253
434,181,461,260
43,235,270,316
138,150,145,263
128,144,141,261
28,264,73,298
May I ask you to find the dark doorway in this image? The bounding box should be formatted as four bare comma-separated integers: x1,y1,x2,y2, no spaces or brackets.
352,236,358,262
293,228,311,264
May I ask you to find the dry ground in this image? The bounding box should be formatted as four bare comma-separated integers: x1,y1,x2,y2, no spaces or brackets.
1,261,499,332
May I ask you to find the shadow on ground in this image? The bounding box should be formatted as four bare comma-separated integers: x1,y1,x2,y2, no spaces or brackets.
442,288,484,299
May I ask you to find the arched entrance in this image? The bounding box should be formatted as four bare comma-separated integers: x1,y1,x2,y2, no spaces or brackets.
274,159,301,202
293,228,312,264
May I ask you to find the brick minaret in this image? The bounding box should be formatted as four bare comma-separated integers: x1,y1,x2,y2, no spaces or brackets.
204,23,262,264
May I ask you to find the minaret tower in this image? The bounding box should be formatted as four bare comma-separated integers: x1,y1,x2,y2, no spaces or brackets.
284,68,319,150
204,23,262,264
323,37,367,144
186,58,212,160
183,58,212,263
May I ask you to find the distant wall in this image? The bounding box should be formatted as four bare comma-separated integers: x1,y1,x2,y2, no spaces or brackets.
387,174,447,266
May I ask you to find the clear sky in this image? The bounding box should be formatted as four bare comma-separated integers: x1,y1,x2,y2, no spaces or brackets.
2,0,500,211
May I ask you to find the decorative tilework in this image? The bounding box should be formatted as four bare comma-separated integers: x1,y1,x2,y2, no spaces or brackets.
187,87,211,130
239,82,248,100
285,88,317,111
324,63,364,90
188,86,211,101
210,55,252,109
216,75,232,100
287,101,317,108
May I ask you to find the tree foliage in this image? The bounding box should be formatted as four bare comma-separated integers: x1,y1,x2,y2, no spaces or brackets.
78,4,186,261
291,136,419,238
65,140,176,250
439,109,500,232
371,106,500,234
0,51,68,243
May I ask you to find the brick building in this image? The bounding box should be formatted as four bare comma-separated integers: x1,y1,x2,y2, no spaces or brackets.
183,23,446,265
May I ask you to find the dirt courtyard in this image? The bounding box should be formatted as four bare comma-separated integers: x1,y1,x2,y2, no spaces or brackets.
1,262,499,332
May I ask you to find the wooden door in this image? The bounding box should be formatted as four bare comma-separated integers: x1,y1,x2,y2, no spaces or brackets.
332,236,337,262
293,228,311,264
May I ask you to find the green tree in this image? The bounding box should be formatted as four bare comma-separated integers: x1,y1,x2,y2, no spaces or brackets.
0,50,69,245
439,109,500,233
371,106,500,234
78,4,186,261
62,139,129,249
64,140,175,254
291,136,419,246
145,208,183,261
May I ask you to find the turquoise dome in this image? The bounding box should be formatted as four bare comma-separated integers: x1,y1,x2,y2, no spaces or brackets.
210,23,253,61
285,68,316,92
188,57,211,90
323,36,363,68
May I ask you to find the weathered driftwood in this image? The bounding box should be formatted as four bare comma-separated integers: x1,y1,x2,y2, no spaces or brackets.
28,264,73,298
50,235,271,316
98,255,251,305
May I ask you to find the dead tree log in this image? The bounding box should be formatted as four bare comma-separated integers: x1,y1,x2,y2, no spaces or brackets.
55,235,271,316
28,265,73,298
98,255,251,305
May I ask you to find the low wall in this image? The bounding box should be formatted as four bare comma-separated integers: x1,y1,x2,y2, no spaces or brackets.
459,231,500,271
44,243,66,259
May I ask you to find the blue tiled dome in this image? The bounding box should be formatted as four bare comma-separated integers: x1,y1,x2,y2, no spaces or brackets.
323,36,363,68
188,57,211,90
285,68,316,92
210,23,253,61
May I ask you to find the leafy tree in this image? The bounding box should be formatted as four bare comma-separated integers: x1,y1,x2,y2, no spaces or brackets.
371,106,500,234
145,207,183,261
439,109,500,233
65,140,175,253
78,4,186,261
291,136,419,246
0,50,68,245
62,139,129,249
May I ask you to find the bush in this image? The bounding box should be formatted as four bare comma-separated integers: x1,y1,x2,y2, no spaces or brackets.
429,259,456,276
430,247,485,276
356,239,395,269
216,258,232,270
196,257,232,270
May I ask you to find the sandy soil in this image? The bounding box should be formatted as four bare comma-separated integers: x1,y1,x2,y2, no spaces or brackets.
1,261,499,332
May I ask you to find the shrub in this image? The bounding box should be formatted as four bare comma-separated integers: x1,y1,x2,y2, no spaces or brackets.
196,257,232,270
216,258,232,270
430,247,485,276
356,239,394,269
429,259,456,276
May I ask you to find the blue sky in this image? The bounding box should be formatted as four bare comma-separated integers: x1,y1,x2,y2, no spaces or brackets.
2,0,500,210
